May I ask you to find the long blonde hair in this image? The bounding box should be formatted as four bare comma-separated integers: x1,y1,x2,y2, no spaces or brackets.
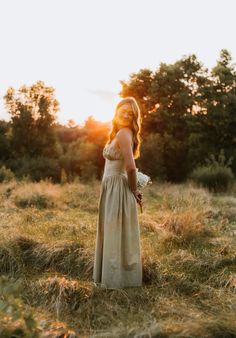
106,97,142,159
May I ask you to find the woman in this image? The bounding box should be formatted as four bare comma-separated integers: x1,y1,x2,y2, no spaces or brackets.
92,96,143,289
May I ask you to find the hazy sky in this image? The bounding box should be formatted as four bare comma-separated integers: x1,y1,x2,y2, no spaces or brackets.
0,0,235,126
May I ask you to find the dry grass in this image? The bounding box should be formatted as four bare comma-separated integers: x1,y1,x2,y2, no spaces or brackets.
12,180,62,208
0,179,236,337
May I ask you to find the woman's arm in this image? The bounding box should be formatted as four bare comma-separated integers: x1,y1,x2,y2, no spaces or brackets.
116,128,142,204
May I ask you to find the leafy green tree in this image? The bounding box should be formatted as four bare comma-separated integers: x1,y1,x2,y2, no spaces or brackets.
199,49,236,172
57,116,110,181
4,81,59,158
59,137,100,181
0,120,11,160
119,69,154,119
120,55,208,181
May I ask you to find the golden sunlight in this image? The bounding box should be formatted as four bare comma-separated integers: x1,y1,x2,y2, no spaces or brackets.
68,88,121,126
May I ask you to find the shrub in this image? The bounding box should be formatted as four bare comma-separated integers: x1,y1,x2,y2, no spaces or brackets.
6,156,61,183
59,139,100,182
12,181,60,209
0,276,39,337
0,165,15,183
190,151,235,193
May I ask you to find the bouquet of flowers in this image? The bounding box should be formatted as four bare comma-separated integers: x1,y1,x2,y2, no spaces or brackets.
136,168,152,213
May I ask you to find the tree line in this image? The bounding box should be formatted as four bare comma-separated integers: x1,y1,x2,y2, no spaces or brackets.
0,49,236,183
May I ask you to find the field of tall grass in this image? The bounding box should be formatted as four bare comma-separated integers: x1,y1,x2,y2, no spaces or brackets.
0,178,236,337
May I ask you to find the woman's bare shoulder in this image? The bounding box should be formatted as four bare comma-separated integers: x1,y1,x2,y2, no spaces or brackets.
116,127,133,140
116,128,134,150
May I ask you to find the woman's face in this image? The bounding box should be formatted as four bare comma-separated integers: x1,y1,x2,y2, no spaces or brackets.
115,103,134,129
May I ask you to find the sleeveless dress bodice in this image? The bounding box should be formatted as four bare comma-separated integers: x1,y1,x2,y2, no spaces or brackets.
102,139,127,181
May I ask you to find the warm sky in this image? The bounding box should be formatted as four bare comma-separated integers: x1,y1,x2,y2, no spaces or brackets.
0,0,236,126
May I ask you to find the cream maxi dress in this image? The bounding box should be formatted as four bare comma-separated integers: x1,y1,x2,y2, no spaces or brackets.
92,136,143,289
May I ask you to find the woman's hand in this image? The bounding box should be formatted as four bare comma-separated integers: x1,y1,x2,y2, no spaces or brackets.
134,190,143,212
133,190,142,204
132,190,143,212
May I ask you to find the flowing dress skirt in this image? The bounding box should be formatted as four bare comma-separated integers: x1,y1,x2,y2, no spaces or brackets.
92,173,142,289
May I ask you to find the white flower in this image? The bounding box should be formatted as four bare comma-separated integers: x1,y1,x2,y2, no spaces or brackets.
136,168,152,188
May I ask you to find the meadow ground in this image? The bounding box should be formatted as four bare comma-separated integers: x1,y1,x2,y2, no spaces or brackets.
0,178,236,337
